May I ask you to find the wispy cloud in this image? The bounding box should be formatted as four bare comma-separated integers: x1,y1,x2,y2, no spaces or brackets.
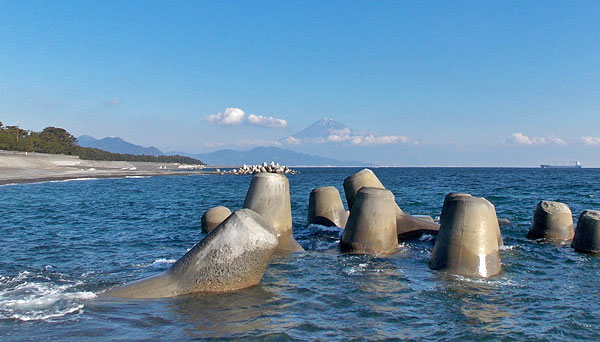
235,139,282,147
247,114,287,128
205,107,246,125
203,141,226,148
581,136,600,146
505,133,545,145
287,128,418,146
284,136,301,145
104,99,119,106
547,136,567,145
505,133,566,146
203,138,283,149
351,134,414,146
32,98,61,109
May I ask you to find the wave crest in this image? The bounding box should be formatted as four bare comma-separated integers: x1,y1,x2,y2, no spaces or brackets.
0,271,96,321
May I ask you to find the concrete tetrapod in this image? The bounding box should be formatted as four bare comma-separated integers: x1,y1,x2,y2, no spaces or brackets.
526,201,574,241
440,193,504,247
102,209,279,298
396,206,440,240
429,195,502,278
343,169,384,210
307,186,348,227
343,168,440,238
482,197,504,247
572,210,600,253
413,215,435,222
243,172,304,253
442,193,473,208
340,187,398,255
201,206,232,234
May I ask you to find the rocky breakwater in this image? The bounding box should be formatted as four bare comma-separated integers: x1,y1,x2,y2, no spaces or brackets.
102,209,279,298
177,164,205,170
230,162,298,175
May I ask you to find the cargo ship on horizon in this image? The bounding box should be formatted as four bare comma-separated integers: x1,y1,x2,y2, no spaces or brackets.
540,161,582,169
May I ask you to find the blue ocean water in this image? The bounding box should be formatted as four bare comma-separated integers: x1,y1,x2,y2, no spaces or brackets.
1,168,600,341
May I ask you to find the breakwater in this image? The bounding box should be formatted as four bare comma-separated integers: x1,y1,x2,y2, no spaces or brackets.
1,167,599,340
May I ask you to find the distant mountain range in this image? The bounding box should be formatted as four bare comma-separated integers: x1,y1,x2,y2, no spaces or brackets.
176,146,365,166
286,117,351,141
77,135,164,156
78,118,370,166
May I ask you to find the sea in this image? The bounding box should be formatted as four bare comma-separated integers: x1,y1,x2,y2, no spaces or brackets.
1,167,599,341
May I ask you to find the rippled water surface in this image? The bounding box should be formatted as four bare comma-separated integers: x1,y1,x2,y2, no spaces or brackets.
1,168,600,341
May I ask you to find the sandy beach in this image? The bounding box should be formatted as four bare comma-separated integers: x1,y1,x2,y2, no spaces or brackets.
0,151,215,185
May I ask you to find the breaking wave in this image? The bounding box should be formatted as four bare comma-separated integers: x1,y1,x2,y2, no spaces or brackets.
0,271,95,322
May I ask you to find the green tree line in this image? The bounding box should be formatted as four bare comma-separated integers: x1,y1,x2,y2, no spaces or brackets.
0,122,204,165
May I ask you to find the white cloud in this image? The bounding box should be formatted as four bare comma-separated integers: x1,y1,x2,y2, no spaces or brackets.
505,133,566,146
235,139,282,147
325,131,416,146
202,138,282,149
247,114,287,128
331,128,352,135
284,136,301,145
351,136,363,145
326,134,347,143
506,133,541,145
205,108,288,128
205,108,246,125
581,136,600,146
284,129,417,146
547,136,567,146
355,135,413,146
203,141,226,148
361,134,413,145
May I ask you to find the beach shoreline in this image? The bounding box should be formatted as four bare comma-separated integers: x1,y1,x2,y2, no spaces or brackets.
0,151,220,185
0,168,218,186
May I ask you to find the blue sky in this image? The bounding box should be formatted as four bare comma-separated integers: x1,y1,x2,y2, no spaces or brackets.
1,1,599,166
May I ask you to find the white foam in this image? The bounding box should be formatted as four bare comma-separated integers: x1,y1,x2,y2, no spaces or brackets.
309,224,342,233
344,267,360,275
314,240,339,251
126,176,149,179
8,304,85,321
396,242,406,249
500,245,518,251
150,258,176,267
343,262,369,275
452,274,518,287
1,178,98,187
48,177,99,183
419,234,435,241
0,273,96,321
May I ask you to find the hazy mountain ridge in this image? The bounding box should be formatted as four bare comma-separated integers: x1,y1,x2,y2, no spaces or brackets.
287,117,353,140
171,146,366,166
78,118,370,166
77,135,164,156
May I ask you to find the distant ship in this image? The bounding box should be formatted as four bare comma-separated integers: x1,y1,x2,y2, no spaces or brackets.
540,161,582,169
